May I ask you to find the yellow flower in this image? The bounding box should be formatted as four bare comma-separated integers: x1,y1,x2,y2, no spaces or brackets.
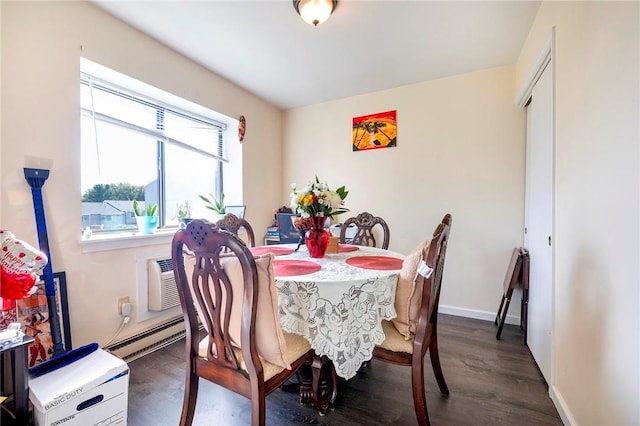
302,194,315,206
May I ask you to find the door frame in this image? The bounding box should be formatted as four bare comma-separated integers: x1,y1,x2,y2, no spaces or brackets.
515,29,556,388
516,33,553,108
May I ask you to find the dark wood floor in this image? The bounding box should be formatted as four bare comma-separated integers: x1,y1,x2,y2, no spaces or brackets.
127,314,562,425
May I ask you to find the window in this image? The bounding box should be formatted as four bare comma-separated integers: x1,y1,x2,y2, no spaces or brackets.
80,59,237,236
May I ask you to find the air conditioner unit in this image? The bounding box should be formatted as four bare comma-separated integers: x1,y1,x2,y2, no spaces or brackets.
147,257,180,311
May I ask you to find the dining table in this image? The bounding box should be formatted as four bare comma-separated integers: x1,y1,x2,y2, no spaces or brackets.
249,243,405,381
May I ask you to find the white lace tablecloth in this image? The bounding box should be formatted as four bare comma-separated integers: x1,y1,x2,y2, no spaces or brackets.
273,244,403,380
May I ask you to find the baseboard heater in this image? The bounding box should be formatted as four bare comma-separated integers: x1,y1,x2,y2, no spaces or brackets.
104,316,186,362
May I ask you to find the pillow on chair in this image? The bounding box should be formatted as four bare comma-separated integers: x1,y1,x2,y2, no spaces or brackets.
186,253,290,369
392,240,430,339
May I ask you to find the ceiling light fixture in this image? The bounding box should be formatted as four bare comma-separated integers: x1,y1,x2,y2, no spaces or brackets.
293,0,337,27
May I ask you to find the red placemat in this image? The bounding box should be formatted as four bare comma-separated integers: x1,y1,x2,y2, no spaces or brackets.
338,244,359,253
273,260,321,277
345,256,403,270
250,246,295,256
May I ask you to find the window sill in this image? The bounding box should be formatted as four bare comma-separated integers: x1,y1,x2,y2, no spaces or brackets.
79,229,176,253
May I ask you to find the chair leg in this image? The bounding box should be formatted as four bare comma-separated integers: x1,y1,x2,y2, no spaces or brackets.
250,386,266,426
310,356,338,415
324,358,338,407
429,332,449,396
311,356,325,415
411,354,430,426
522,289,529,345
495,295,506,325
180,365,199,426
295,363,315,406
495,294,512,340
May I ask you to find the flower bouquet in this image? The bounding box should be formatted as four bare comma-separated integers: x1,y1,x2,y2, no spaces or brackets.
290,177,348,257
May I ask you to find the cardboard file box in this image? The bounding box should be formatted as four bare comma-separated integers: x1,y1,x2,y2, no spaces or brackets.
325,235,339,253
29,348,129,426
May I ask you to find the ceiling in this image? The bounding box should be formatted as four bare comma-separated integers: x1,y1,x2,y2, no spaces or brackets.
92,1,541,110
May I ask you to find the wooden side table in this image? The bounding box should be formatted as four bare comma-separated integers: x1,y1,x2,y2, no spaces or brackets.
1,335,34,425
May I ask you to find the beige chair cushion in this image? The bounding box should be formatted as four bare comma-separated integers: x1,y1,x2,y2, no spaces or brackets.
391,239,430,339
379,320,414,354
187,253,290,369
199,331,311,381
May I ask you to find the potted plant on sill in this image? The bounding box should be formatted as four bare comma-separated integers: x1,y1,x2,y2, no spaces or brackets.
173,201,193,229
198,193,225,221
133,200,159,234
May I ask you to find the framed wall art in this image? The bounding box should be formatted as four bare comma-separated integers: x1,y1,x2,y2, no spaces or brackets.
352,110,397,151
15,271,72,367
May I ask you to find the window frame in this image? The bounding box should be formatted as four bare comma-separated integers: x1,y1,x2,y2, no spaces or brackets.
80,60,232,244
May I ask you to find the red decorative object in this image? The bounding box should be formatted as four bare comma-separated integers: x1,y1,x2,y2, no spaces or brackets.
352,110,397,151
0,268,37,300
305,217,329,258
0,229,47,330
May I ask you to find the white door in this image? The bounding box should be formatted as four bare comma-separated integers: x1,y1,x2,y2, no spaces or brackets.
524,62,554,385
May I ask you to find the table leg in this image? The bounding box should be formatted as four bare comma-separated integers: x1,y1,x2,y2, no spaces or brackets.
13,344,30,425
295,356,338,415
1,343,30,425
323,357,338,407
296,366,314,406
522,288,529,345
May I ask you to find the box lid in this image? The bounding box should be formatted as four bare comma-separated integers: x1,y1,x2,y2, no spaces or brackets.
29,348,128,413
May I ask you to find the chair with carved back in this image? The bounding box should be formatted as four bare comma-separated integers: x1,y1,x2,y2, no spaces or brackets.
372,213,452,426
171,219,318,425
339,211,390,249
216,213,256,247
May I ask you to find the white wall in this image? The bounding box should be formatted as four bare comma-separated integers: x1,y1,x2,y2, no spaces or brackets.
1,1,283,346
283,65,526,321
517,2,639,424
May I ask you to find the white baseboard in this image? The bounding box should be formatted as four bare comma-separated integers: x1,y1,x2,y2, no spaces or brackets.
550,385,575,425
439,304,520,326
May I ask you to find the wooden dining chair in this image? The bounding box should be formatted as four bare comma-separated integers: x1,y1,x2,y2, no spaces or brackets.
372,214,452,426
215,213,256,247
339,211,390,249
171,219,318,426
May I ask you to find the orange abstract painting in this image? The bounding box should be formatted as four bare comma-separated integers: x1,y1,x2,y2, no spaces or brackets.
352,110,397,151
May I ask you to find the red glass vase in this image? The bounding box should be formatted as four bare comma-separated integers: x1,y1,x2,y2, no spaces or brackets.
305,217,329,258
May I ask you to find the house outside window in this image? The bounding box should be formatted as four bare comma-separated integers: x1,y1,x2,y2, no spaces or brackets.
80,59,237,236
